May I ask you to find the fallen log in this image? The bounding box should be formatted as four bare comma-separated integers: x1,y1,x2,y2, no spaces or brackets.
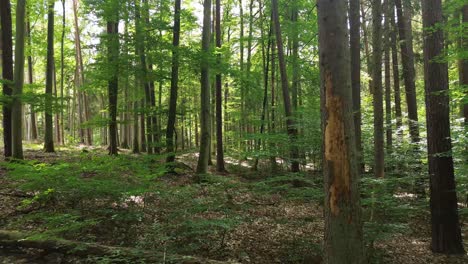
0,230,237,264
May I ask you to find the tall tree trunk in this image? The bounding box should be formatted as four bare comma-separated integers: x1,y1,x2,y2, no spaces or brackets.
107,18,119,155
270,34,277,169
12,0,26,159
44,0,55,153
72,0,86,144
318,0,364,262
253,3,271,171
135,0,153,154
166,0,181,163
0,0,13,158
461,5,468,123
394,0,419,144
349,0,361,166
372,0,384,178
384,0,392,152
390,0,402,136
196,0,212,174
215,0,226,172
271,0,300,172
26,16,38,141
422,0,465,254
60,0,66,145
291,2,299,111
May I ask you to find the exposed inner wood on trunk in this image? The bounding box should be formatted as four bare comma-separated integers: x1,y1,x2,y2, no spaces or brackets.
324,72,350,216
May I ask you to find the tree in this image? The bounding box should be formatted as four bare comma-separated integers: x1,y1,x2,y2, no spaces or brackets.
384,1,392,152
196,0,212,174
372,0,384,178
422,0,465,254
271,0,300,172
45,0,55,153
166,0,181,163
461,5,468,123
389,0,402,135
394,0,419,144
349,0,361,166
317,0,364,262
12,0,26,159
107,14,119,155
0,0,13,158
215,0,226,172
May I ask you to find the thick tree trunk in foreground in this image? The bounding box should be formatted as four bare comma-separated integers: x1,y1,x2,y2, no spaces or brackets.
317,0,364,262
422,0,465,254
0,0,13,158
107,20,119,155
272,0,300,173
12,0,26,159
215,0,226,172
166,0,181,163
44,0,55,153
196,0,212,174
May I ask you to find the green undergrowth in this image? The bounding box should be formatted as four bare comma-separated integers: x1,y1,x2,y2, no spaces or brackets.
1,147,460,263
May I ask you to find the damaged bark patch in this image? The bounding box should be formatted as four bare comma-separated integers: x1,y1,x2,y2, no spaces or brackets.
324,72,351,216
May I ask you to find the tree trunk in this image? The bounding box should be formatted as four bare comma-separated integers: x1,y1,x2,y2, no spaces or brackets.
271,0,300,172
372,0,384,178
215,0,226,172
422,0,465,254
12,0,26,159
26,16,38,142
196,0,212,174
72,0,87,144
166,0,181,163
384,0,392,152
135,0,153,154
390,0,402,136
60,0,65,145
253,3,271,171
461,5,468,123
349,0,361,166
395,0,419,144
317,0,364,262
44,0,55,153
107,19,119,155
0,0,13,158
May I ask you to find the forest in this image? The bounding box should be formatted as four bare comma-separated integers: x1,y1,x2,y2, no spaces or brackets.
0,0,467,263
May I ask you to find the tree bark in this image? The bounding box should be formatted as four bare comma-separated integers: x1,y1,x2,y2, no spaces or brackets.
372,0,384,178
44,0,55,153
394,0,419,144
215,0,226,172
422,0,465,254
166,0,181,163
460,5,468,123
0,0,13,158
107,18,119,155
317,0,364,262
389,0,402,136
12,0,26,159
196,0,212,174
349,0,361,167
271,0,300,173
384,0,392,152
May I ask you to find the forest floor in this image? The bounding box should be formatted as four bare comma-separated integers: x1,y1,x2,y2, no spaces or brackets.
0,145,467,263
